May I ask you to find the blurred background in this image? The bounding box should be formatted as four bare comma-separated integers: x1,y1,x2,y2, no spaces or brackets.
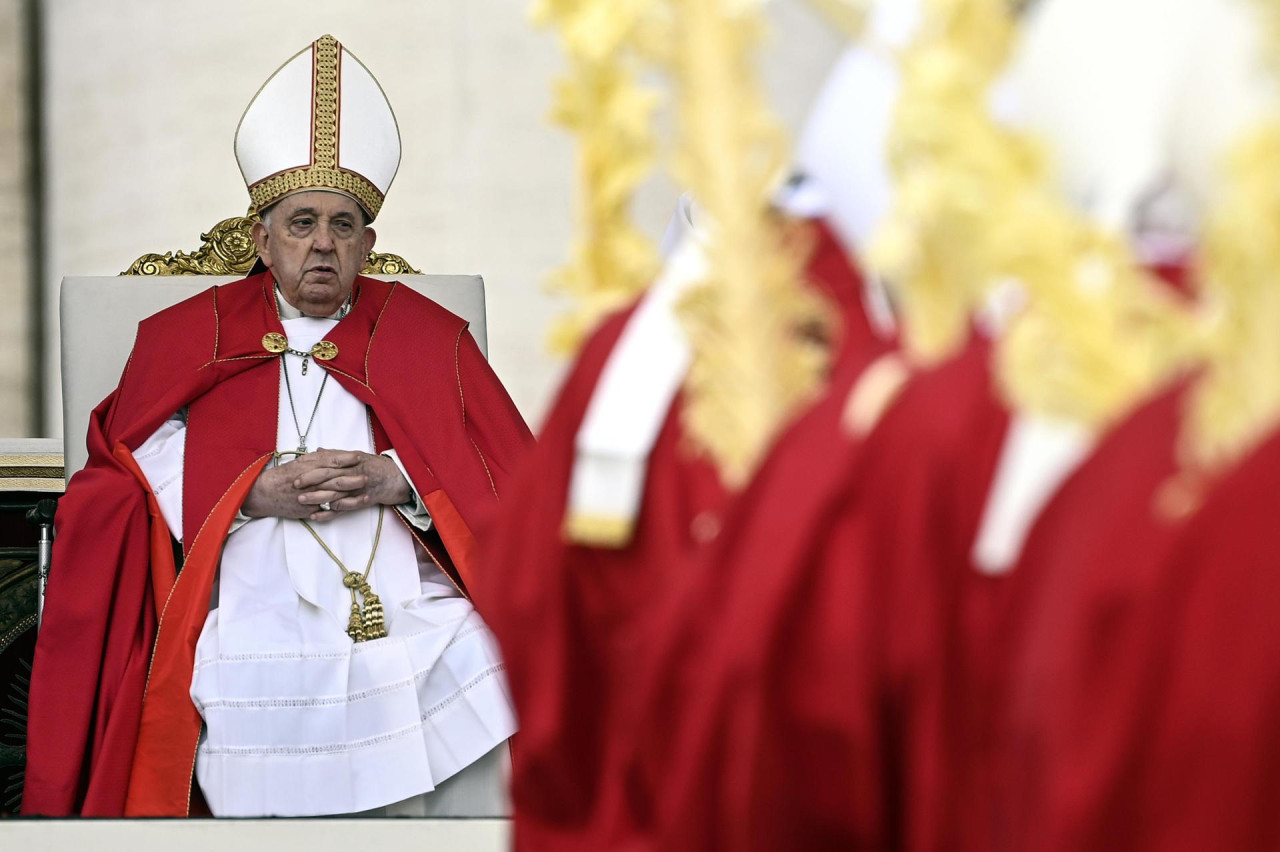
0,0,849,439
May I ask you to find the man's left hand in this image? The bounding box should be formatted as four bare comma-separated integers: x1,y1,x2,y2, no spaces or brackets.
290,449,413,521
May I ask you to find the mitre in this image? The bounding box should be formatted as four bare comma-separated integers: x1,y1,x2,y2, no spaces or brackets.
235,34,400,220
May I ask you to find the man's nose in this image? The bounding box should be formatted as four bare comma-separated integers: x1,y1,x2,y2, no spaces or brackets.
312,225,336,252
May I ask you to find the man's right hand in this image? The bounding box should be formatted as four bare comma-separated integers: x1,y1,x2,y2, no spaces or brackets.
241,455,343,521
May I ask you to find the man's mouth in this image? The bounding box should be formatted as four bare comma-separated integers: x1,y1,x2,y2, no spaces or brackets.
307,265,337,276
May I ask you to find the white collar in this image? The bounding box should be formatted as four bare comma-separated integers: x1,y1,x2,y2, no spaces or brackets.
275,285,350,320
564,233,710,546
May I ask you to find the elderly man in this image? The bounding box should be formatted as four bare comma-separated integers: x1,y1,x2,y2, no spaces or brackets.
24,35,531,818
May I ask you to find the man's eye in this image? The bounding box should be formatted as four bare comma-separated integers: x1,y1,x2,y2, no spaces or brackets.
291,219,313,230
333,222,353,235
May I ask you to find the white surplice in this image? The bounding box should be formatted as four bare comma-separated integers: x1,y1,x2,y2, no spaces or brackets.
133,312,516,817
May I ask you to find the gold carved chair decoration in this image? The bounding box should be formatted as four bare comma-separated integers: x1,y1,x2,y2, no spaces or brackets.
121,207,420,276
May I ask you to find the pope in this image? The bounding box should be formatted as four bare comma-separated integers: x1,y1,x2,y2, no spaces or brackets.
24,35,532,818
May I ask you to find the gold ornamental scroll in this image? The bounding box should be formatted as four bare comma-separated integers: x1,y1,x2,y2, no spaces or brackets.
122,208,420,276
665,0,828,488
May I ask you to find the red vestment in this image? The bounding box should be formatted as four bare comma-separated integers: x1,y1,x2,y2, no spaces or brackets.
864,339,1014,852
23,271,531,816
640,263,1195,851
996,382,1280,850
473,220,881,850
634,335,1003,851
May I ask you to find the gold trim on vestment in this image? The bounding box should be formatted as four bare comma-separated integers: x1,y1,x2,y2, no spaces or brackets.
563,512,636,549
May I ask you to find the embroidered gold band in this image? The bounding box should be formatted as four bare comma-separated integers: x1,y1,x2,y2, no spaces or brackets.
313,35,340,170
248,166,384,219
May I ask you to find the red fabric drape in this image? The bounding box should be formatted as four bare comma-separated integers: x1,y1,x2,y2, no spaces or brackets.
24,272,531,816
476,220,885,850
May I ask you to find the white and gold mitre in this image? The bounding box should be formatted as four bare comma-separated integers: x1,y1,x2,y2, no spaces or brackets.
235,34,400,220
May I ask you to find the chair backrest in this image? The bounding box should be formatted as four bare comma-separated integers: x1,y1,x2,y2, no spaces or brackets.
60,274,487,478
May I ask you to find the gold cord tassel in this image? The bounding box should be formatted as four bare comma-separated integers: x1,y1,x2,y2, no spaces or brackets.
302,506,388,644
359,584,388,640
346,601,367,643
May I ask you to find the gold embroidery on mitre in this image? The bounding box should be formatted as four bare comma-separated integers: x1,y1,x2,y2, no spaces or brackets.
247,35,386,219
313,35,340,171
248,167,385,221
262,332,288,353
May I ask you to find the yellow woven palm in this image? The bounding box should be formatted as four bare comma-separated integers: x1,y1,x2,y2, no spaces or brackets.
802,0,871,37
536,0,664,354
665,0,830,488
869,0,1195,429
1183,0,1280,473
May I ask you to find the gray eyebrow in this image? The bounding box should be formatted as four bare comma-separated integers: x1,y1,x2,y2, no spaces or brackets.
286,208,356,222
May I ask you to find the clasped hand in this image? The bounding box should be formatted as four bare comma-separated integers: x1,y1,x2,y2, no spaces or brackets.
242,449,412,522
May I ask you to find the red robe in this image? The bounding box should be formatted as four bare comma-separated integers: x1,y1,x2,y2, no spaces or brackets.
868,338,1023,852
630,350,895,850
995,381,1280,850
23,271,531,816
1131,422,1280,849
636,267,1195,851
473,220,883,850
633,334,1002,851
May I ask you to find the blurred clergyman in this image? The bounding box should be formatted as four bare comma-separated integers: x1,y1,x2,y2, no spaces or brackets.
24,34,531,817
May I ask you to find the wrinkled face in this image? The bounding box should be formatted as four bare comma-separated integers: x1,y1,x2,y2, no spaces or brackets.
252,191,376,316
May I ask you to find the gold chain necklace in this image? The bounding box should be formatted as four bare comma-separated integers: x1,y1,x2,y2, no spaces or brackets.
298,506,388,643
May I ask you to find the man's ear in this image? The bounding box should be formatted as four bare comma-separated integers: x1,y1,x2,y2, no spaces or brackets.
251,221,272,267
362,226,377,258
